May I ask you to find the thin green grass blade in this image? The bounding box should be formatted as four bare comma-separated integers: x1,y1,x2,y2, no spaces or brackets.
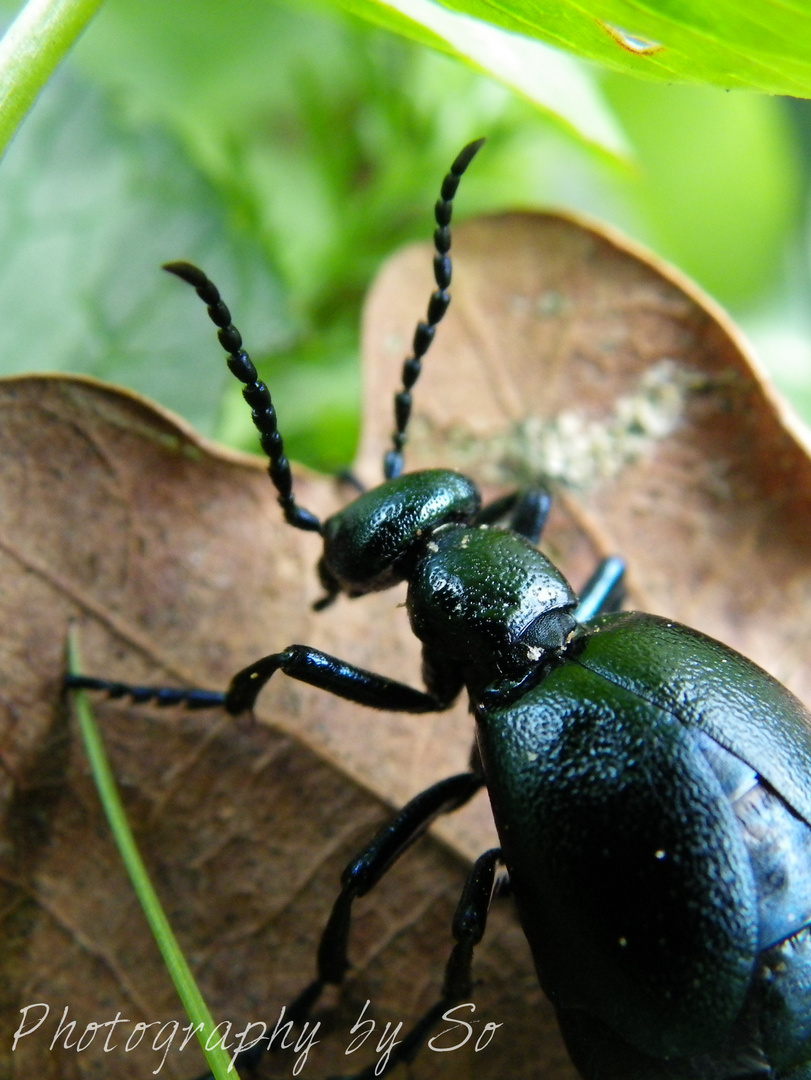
66,629,235,1080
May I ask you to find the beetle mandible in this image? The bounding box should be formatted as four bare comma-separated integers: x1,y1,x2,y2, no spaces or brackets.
68,140,811,1080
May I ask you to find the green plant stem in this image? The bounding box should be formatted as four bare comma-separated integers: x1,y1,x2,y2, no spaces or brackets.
66,630,236,1080
0,0,105,157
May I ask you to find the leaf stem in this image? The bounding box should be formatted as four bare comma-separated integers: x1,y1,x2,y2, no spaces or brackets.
0,0,105,158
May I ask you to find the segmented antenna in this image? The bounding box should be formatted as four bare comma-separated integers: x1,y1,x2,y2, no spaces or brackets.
163,261,322,533
384,137,485,481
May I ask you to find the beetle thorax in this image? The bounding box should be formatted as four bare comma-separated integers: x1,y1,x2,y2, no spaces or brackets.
407,523,578,694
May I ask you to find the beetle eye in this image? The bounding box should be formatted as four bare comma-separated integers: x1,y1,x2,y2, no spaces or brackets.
522,609,578,656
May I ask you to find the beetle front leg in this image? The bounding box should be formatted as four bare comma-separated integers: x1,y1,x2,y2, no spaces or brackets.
225,645,457,714
474,487,551,545
66,646,459,716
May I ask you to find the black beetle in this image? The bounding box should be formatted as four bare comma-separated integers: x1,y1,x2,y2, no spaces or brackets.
68,140,811,1080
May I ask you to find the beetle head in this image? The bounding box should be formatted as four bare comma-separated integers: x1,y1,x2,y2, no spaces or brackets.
315,470,480,607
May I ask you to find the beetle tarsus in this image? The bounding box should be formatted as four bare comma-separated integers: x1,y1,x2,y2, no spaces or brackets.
63,674,226,710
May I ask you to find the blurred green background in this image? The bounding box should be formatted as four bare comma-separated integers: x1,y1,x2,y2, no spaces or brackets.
1,0,809,472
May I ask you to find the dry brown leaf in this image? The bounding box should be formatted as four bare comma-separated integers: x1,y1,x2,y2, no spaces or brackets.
297,211,811,864
2,210,811,1080
0,376,566,1079
361,213,811,705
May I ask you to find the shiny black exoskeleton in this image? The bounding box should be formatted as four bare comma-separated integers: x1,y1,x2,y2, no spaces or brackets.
68,140,811,1080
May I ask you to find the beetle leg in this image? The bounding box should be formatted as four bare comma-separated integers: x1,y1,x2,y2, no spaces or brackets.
421,646,466,708
473,487,552,544
324,847,504,1080
316,772,485,986
66,644,457,716
197,772,485,1080
225,646,455,714
63,675,225,710
335,468,366,494
574,556,626,622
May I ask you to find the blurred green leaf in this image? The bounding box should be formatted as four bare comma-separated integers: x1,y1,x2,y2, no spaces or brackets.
603,79,802,306
2,0,809,461
0,73,292,436
333,0,629,156
386,0,811,96
64,0,635,469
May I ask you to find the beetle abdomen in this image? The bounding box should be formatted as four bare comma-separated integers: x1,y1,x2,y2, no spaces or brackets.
575,613,811,825
477,612,811,1077
698,733,811,1076
697,731,811,951
556,918,811,1079
479,664,759,1061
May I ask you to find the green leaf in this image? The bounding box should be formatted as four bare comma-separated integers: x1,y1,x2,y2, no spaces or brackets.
347,0,811,96
0,71,293,437
64,1,633,469
334,0,629,156
603,78,802,305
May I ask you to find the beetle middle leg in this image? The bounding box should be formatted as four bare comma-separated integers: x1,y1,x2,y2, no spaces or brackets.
329,846,504,1080
195,772,491,1079
230,847,504,1080
575,556,626,621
